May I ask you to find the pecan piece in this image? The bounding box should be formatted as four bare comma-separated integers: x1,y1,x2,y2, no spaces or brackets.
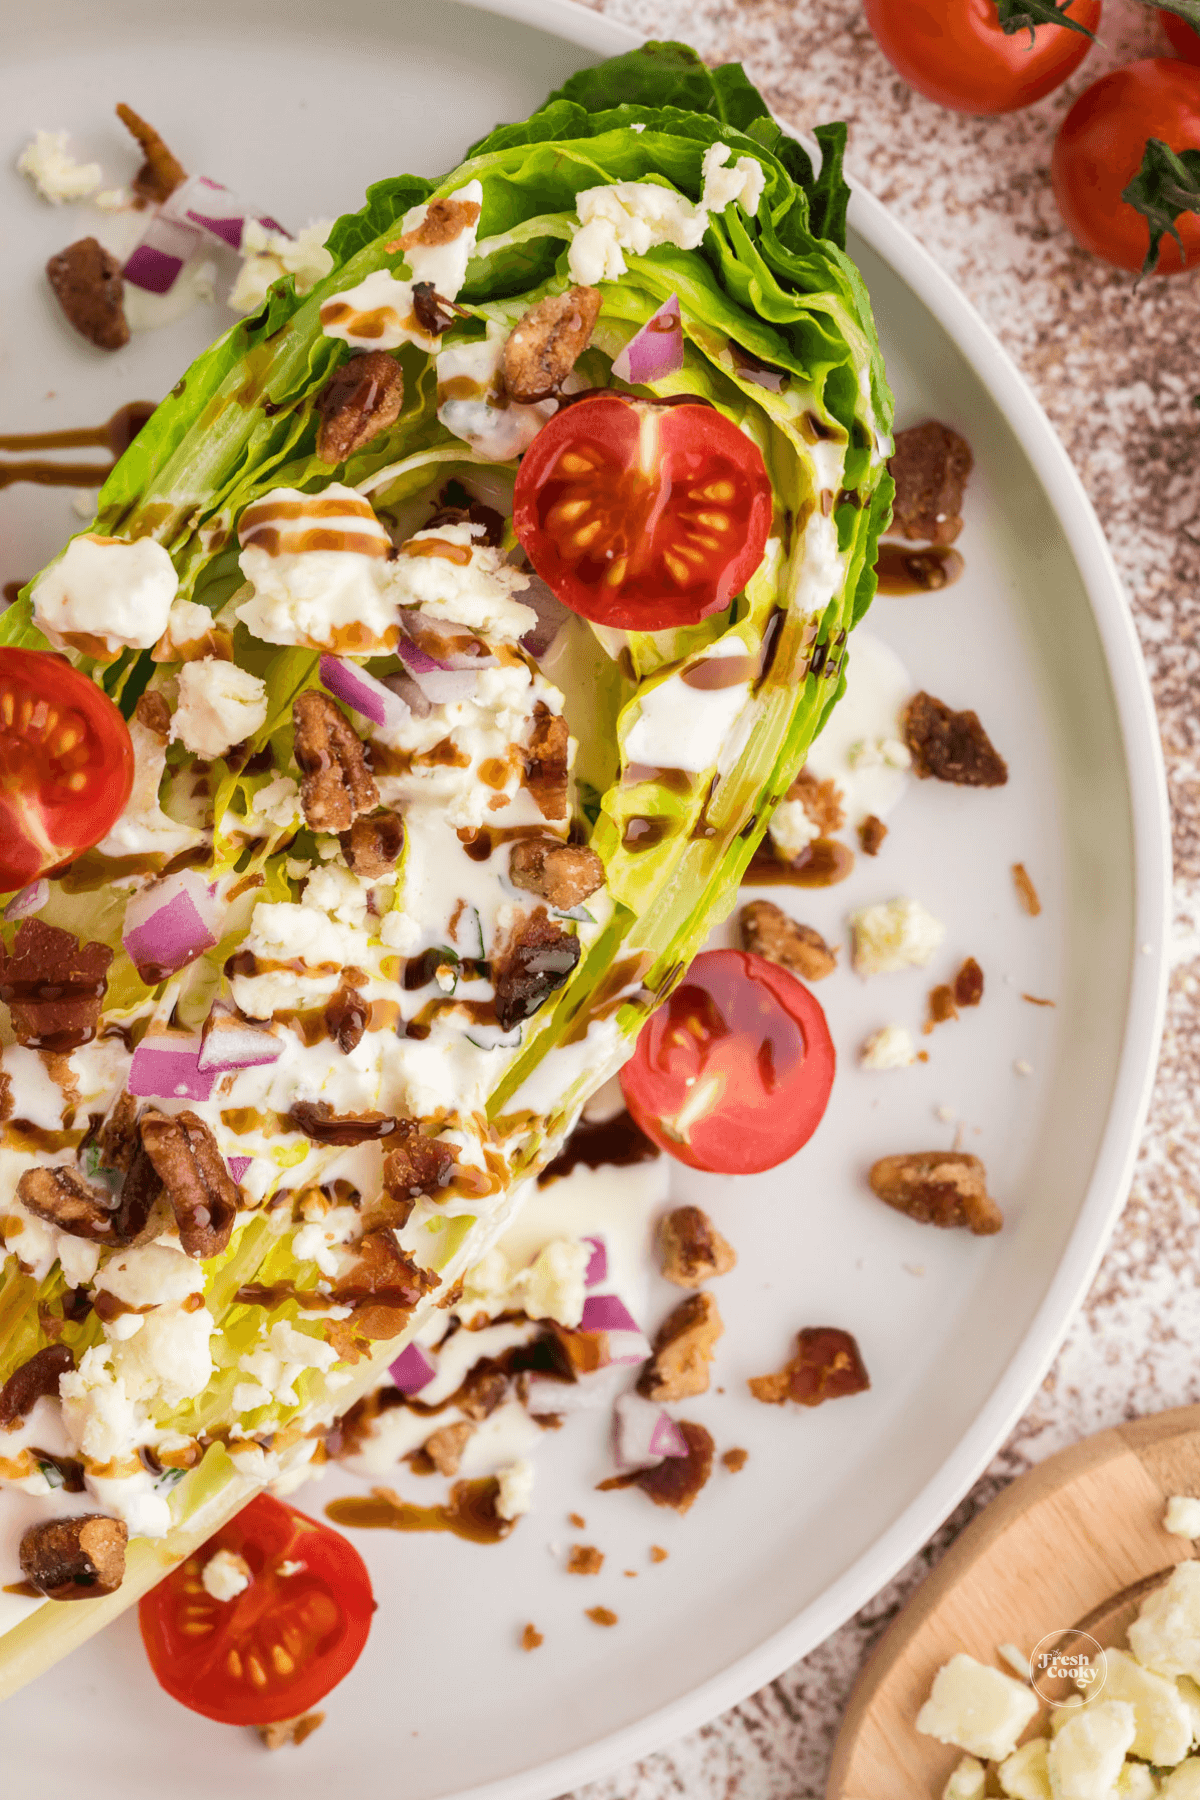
19,1513,127,1600
493,908,581,1034
954,957,984,1007
115,102,186,205
738,899,837,981
392,196,481,251
858,814,887,857
658,1206,737,1289
421,1420,473,1477
637,1292,723,1402
257,1713,325,1751
17,1167,120,1243
502,286,602,404
457,1361,509,1421
134,689,172,738
0,1345,75,1430
292,690,380,832
522,702,569,821
339,809,404,879
316,351,404,465
749,1327,870,1407
508,838,604,910
383,1121,458,1208
0,921,113,1052
787,768,845,835
887,420,974,546
46,238,129,351
333,1229,439,1340
903,691,1007,788
869,1150,1002,1235
138,1109,240,1258
925,984,958,1032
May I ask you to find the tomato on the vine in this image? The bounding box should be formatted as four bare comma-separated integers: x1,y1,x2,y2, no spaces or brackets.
513,394,773,632
139,1494,375,1726
1051,59,1200,274
862,0,1101,115
1161,8,1200,64
620,948,836,1175
0,647,133,891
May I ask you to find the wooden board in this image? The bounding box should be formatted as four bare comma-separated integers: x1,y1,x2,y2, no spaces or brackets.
827,1406,1200,1800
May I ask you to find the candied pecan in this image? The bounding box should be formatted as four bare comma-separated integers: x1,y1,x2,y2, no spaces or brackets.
508,838,604,910
333,1230,439,1339
630,1420,713,1514
421,1420,473,1476
339,809,404,879
567,1543,604,1575
869,1150,1002,1235
787,768,845,835
858,814,887,857
18,1167,121,1243
738,899,837,981
748,1327,870,1407
289,1101,397,1146
134,690,172,738
954,957,984,1007
887,420,974,545
324,974,369,1055
258,1713,326,1751
1013,862,1042,917
383,1121,458,1205
138,1109,240,1258
0,1345,74,1430
493,908,581,1033
522,702,569,821
95,1092,140,1175
502,286,602,404
0,920,113,1052
659,1206,737,1289
19,1513,127,1600
46,238,129,351
457,1361,510,1421
411,283,469,337
116,102,186,205
392,196,481,252
903,691,1007,788
638,1292,723,1403
292,690,380,832
112,1146,166,1243
316,351,404,464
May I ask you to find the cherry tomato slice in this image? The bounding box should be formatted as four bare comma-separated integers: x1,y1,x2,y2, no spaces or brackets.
1051,59,1200,274
1161,8,1200,65
139,1494,375,1726
0,647,134,890
863,0,1100,115
620,948,835,1175
513,394,773,631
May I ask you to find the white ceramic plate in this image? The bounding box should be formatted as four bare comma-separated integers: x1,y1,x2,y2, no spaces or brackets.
0,2,1170,1794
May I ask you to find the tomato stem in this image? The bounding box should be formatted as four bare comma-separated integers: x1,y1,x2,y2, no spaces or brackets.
994,0,1097,41
1122,137,1200,277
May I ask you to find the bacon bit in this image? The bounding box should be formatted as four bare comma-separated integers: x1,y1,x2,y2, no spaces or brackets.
323,975,369,1055
869,1150,1002,1235
722,1447,749,1472
631,1421,713,1514
522,702,570,820
567,1511,586,1529
115,103,187,205
492,907,580,1034
887,420,974,546
924,984,957,1034
390,196,481,253
333,1230,439,1341
138,1109,239,1258
903,691,1007,788
650,1545,669,1563
421,1421,472,1477
1013,862,1042,916
293,691,380,832
1022,992,1056,1007
858,814,887,856
567,1544,604,1575
0,921,113,1053
288,1101,397,1146
457,1362,510,1422
502,286,602,404
749,1327,870,1408
658,1206,737,1289
382,1121,458,1210
638,1292,723,1402
787,767,845,834
954,957,984,1007
586,1606,619,1627
0,1345,74,1430
46,238,129,351
19,1513,127,1600
520,1624,544,1652
256,1712,326,1751
739,899,837,981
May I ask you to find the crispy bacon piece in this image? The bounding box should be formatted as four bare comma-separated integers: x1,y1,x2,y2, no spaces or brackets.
869,1150,1002,1235
749,1327,870,1407
0,921,113,1053
887,420,974,546
138,1109,240,1258
638,1292,723,1402
787,768,845,834
421,1421,472,1476
457,1361,509,1421
339,810,404,879
0,1345,75,1430
46,238,129,352
954,957,984,1007
292,691,380,832
316,351,404,464
324,974,369,1055
658,1206,737,1290
383,1122,458,1211
598,1420,714,1514
116,102,187,204
522,702,569,821
19,1513,127,1600
333,1230,439,1340
858,814,887,856
903,691,1008,788
493,908,580,1034
566,1544,604,1575
508,838,604,910
502,286,602,404
739,900,837,981
391,196,481,252
17,1167,121,1244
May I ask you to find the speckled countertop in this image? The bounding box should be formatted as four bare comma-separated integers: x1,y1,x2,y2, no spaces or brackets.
564,1,1200,1795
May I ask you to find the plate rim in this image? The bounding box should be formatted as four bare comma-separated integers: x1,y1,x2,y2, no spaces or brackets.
418,1,1173,1795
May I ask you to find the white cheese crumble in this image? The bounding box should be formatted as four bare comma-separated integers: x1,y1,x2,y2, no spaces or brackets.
860,1024,918,1070
302,862,374,927
1047,1700,1135,1800
995,1737,1048,1800
436,327,557,461
234,1321,340,1414
321,180,481,351
495,1458,534,1521
229,901,371,1018
1130,1561,1200,1682
201,1548,252,1602
95,717,207,861
172,658,268,760
768,798,820,863
157,597,221,657
915,1654,1040,1761
850,897,946,976
32,534,178,655
17,130,102,204
96,1244,205,1310
459,1238,590,1329
1166,1497,1200,1540
568,145,764,286
1079,1646,1193,1766
236,485,396,651
943,1755,987,1800
385,522,536,642
228,219,333,314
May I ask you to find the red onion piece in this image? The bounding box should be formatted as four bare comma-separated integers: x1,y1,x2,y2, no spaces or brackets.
611,295,684,386
319,655,411,732
518,571,571,661
228,1155,254,1184
122,871,222,984
123,214,201,295
163,174,287,253
5,880,48,921
382,672,432,720
396,610,497,672
612,1391,689,1472
389,1342,437,1396
129,1037,215,1103
583,1236,608,1289
394,638,480,707
198,1001,284,1073
580,1292,651,1365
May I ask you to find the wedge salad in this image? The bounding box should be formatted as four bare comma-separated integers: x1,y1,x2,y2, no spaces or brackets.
0,41,892,1715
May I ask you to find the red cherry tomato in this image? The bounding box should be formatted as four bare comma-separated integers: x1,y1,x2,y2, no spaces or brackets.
1051,59,1200,274
1161,8,1200,64
863,0,1100,115
0,647,134,891
620,948,835,1175
139,1494,375,1726
513,394,773,631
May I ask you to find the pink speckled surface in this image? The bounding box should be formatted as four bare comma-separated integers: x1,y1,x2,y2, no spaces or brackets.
561,3,1200,1795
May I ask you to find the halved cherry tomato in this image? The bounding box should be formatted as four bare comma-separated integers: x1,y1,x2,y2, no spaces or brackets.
863,0,1100,115
1051,59,1200,274
620,948,835,1175
1161,8,1200,64
139,1494,375,1726
513,394,773,631
0,647,133,891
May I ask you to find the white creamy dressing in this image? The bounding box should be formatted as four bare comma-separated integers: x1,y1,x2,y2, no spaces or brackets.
622,633,755,774
320,180,482,353
435,328,558,463
803,630,913,825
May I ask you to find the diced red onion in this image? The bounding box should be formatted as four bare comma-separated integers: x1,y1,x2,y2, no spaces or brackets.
583,1236,608,1289
611,295,684,386
122,871,223,984
395,638,480,707
396,610,496,673
123,214,202,295
129,1037,215,1103
389,1342,437,1396
612,1391,690,1473
197,1001,284,1073
518,572,571,661
5,880,48,920
580,1293,651,1365
319,655,411,732
227,1155,254,1184
124,173,290,295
